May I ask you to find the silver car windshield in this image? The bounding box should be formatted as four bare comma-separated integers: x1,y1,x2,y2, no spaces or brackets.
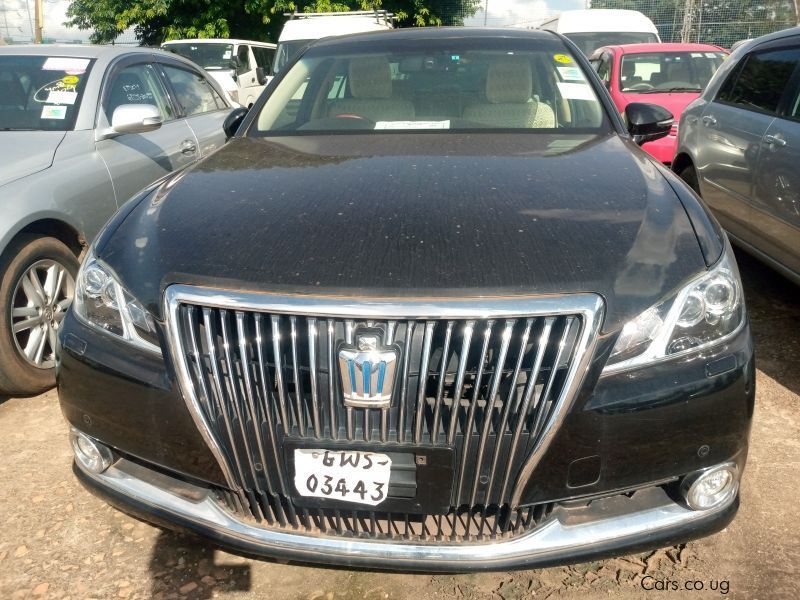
0,55,94,132
163,43,235,70
255,41,608,134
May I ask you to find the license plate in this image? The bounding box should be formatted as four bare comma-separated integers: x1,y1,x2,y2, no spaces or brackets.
293,449,392,506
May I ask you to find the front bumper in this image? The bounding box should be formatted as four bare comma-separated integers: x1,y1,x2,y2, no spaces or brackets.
643,133,678,164
75,456,738,572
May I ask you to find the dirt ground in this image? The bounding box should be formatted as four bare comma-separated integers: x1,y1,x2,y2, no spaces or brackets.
1,249,798,600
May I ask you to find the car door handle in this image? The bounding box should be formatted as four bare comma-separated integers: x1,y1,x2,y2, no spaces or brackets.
763,134,787,147
180,139,197,155
701,115,717,126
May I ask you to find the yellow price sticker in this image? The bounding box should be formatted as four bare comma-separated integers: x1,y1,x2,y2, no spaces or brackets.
62,75,79,85
554,54,573,64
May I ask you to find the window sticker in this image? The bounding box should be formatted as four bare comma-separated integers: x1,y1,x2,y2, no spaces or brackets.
554,54,573,64
375,120,450,130
46,90,78,105
705,52,718,58
62,75,80,86
34,79,78,103
691,52,704,58
557,66,585,81
557,82,595,101
41,105,67,119
42,57,90,71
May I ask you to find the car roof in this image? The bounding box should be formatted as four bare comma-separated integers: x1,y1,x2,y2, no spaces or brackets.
308,26,558,49
162,38,275,47
748,25,800,46
0,45,157,59
594,42,726,56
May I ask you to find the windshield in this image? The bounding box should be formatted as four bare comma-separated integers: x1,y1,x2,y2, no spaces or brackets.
273,39,313,74
566,32,659,56
0,55,94,131
254,38,608,135
163,43,235,70
620,51,727,93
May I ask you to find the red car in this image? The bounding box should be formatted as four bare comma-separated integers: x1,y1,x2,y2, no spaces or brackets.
590,43,728,164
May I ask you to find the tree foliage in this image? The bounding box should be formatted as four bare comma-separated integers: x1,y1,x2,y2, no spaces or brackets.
65,0,482,45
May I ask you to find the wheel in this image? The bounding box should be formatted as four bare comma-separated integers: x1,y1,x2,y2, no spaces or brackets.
678,164,701,196
0,235,79,396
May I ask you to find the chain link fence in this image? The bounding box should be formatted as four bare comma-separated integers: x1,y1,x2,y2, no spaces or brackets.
591,1,798,49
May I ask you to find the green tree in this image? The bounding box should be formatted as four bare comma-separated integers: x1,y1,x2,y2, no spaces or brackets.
65,0,481,45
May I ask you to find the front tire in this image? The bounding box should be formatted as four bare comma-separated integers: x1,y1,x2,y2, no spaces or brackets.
0,235,79,396
678,164,701,196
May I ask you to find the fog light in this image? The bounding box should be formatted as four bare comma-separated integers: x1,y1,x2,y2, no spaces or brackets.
70,428,114,474
681,462,739,511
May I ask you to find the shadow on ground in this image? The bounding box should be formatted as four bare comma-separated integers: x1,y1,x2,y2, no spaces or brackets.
149,530,251,598
734,248,800,396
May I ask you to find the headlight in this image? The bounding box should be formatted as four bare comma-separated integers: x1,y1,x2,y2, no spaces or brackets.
73,249,161,354
603,248,744,373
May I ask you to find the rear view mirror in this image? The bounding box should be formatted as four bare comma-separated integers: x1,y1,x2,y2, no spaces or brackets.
256,67,268,86
111,104,163,135
223,107,248,140
625,102,674,146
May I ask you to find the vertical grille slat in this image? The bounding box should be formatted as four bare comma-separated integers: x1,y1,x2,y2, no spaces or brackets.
414,321,436,444
326,319,338,440
270,315,291,435
289,316,306,436
174,297,591,543
307,318,323,439
397,321,414,443
431,320,454,443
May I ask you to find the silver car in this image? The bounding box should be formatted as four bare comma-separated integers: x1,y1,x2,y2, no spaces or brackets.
674,27,800,285
0,45,233,395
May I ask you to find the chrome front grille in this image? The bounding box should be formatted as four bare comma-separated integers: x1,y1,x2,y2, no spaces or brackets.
167,288,602,542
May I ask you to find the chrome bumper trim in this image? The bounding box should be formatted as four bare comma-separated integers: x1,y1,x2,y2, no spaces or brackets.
77,459,736,568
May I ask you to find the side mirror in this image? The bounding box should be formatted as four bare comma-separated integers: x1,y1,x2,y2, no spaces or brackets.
256,66,268,86
625,102,674,146
223,107,248,140
111,104,163,135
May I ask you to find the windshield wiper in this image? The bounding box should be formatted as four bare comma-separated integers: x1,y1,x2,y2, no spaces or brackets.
639,86,701,93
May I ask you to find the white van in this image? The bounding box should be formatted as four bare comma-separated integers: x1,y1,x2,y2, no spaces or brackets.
539,9,660,56
162,39,277,107
273,10,394,74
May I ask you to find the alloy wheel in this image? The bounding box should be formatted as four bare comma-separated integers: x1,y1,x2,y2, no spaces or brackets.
10,259,75,369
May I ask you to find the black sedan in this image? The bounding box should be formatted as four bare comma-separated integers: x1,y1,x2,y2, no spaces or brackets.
57,28,754,571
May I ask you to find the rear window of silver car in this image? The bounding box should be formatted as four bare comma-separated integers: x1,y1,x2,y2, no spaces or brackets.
253,39,609,134
0,55,95,131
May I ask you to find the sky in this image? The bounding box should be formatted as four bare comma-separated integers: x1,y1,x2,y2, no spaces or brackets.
464,0,585,28
1,0,587,43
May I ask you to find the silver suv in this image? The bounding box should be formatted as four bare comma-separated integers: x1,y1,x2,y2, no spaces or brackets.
0,45,232,396
673,27,800,285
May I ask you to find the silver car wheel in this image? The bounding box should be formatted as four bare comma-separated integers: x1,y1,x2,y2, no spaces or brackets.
10,259,75,369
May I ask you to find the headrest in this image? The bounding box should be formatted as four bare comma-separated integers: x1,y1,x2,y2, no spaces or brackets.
348,55,392,99
486,57,532,104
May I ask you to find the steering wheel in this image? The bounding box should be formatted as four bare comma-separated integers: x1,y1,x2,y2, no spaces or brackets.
628,83,654,90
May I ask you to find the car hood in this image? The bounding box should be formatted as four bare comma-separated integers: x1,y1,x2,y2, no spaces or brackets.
0,131,66,186
98,133,707,332
619,92,700,119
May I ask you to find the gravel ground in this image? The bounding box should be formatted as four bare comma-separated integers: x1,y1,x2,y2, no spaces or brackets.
1,249,798,600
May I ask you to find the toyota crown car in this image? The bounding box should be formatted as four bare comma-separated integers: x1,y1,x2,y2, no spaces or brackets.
0,45,232,396
58,29,754,571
